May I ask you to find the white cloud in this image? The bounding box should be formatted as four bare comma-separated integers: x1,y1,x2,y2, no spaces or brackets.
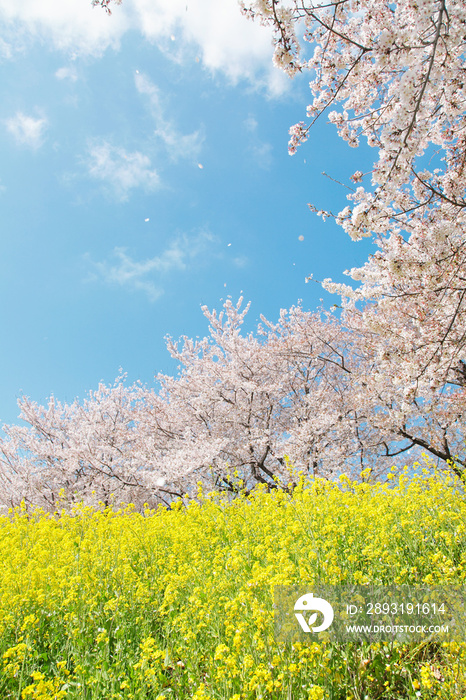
55,65,78,82
130,0,284,90
86,141,159,200
0,0,126,56
86,230,216,301
88,246,182,301
0,0,286,92
84,78,202,197
135,73,203,160
5,111,47,149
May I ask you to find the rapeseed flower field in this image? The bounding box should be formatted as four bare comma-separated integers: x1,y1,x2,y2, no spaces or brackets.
0,464,465,699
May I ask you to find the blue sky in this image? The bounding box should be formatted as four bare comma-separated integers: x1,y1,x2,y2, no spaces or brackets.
0,0,375,427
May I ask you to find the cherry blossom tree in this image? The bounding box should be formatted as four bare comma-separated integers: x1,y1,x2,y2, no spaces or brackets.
0,300,361,508
152,298,364,490
0,376,188,511
242,0,466,234
1,298,464,510
96,0,466,401
241,0,466,453
4,0,464,507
